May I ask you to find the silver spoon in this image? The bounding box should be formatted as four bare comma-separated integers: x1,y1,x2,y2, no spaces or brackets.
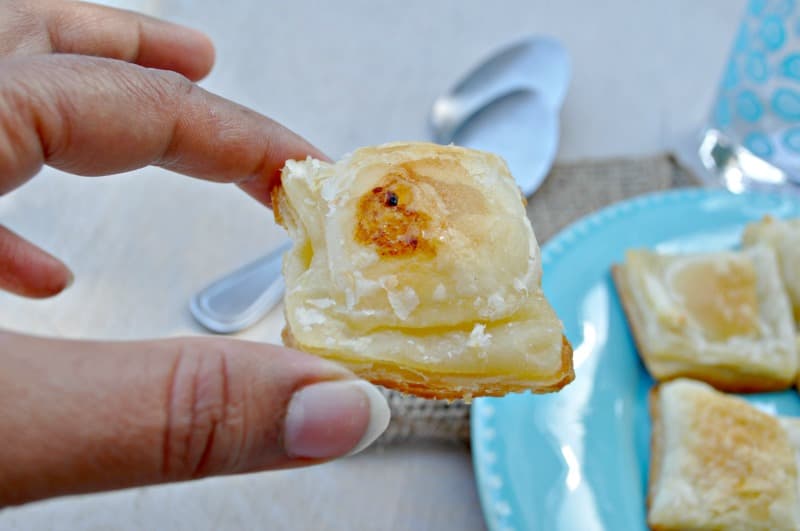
431,35,570,196
190,35,570,334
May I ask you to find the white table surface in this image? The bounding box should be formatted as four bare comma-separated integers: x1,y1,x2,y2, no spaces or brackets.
0,0,744,529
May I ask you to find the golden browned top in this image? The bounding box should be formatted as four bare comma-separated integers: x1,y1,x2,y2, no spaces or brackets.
688,390,790,519
353,158,489,259
354,171,436,258
649,379,800,530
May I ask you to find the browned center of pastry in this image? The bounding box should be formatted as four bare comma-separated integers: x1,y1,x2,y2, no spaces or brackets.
689,394,785,510
671,260,760,341
355,168,436,258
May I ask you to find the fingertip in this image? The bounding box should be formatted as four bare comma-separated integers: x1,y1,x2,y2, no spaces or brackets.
283,379,390,460
345,380,391,456
39,258,74,298
61,268,75,292
135,18,216,81
0,226,73,299
179,28,215,82
15,260,73,299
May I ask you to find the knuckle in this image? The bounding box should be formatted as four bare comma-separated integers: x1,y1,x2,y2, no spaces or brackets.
1,57,93,170
43,5,72,51
149,69,196,105
0,61,48,191
142,69,197,166
162,339,244,479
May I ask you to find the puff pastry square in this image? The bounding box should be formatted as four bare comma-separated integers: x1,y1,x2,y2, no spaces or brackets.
743,216,800,324
613,247,796,391
648,379,800,531
272,142,573,400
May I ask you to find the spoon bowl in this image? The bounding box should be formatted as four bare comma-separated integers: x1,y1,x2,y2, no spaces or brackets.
430,35,570,197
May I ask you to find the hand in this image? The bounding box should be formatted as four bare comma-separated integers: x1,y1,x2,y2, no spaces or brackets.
0,0,389,507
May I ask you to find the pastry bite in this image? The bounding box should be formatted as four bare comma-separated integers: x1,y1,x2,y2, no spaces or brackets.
648,379,800,531
612,246,796,392
272,142,573,400
743,216,800,324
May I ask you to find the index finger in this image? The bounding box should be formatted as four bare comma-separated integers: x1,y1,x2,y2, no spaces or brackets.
0,54,326,206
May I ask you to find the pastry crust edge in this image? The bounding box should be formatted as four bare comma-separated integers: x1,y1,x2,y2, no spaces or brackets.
647,384,665,531
282,327,574,400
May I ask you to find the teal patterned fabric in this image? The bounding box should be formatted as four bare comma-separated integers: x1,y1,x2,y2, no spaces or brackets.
712,0,800,167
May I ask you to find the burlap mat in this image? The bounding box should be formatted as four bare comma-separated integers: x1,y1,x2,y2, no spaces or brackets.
375,153,698,446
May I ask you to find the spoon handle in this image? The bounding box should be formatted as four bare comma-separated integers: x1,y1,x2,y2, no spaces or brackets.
190,241,291,334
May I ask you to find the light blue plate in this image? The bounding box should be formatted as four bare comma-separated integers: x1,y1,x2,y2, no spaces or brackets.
471,188,800,531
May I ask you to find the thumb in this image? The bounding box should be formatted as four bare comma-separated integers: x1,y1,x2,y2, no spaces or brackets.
0,331,390,507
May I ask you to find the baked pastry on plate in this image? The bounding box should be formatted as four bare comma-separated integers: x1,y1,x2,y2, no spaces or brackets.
272,142,573,400
612,246,796,392
648,379,800,531
743,216,800,324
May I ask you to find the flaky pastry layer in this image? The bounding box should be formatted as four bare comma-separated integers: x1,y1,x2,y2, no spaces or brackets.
283,328,573,400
